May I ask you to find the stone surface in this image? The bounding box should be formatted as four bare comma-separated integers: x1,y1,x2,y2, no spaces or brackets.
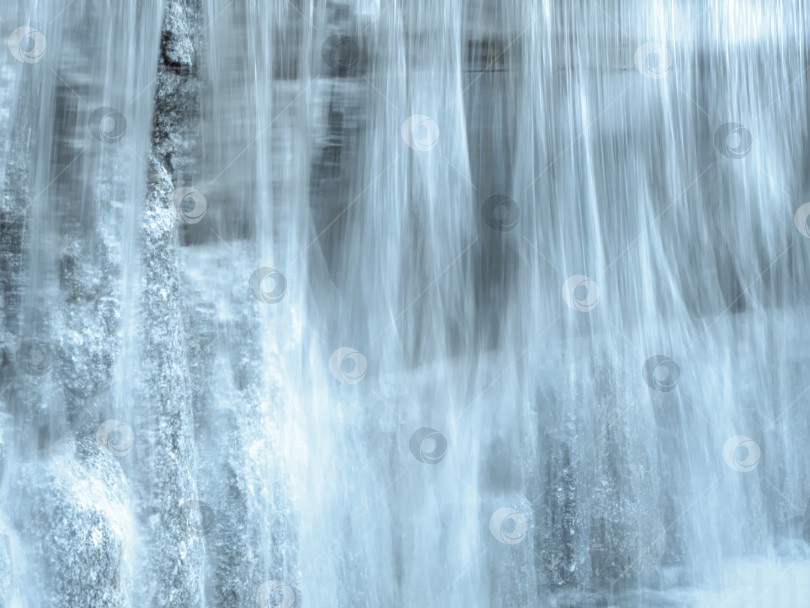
13,440,134,608
135,2,207,606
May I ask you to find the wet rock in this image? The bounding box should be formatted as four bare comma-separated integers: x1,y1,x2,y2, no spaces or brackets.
589,430,665,587
537,440,584,589
486,493,537,605
1,91,35,341
152,0,203,182
135,2,208,606
545,589,609,607
56,304,118,400
0,539,9,608
14,440,134,608
189,269,297,607
0,293,14,372
59,242,104,305
139,152,206,608
0,414,7,484
0,425,9,608
183,295,218,351
160,1,198,70
55,235,121,433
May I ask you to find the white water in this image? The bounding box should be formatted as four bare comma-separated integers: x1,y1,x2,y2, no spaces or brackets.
2,0,810,606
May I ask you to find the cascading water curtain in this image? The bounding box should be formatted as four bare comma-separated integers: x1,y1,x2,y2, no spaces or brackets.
1,0,810,606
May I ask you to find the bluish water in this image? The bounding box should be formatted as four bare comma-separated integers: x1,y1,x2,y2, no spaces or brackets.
1,0,810,606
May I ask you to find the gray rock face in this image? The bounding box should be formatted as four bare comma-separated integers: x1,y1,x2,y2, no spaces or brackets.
138,148,205,608
151,0,203,183
0,533,11,608
13,441,134,608
56,299,119,402
0,96,34,345
180,251,300,607
136,2,207,606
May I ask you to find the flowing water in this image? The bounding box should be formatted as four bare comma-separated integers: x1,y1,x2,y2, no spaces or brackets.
2,0,810,606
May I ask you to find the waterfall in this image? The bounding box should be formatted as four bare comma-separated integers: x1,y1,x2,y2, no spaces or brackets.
1,0,810,606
